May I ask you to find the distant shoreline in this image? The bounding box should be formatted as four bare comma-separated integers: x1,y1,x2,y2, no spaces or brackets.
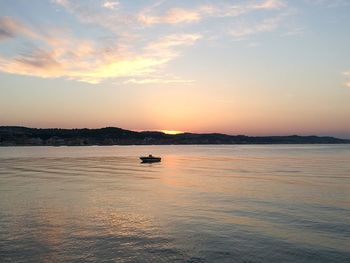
1,144,350,148
1,126,349,146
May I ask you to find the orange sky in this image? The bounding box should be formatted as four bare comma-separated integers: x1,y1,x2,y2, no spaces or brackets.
0,0,349,138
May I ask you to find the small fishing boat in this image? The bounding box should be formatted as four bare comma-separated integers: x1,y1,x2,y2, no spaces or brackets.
140,154,161,163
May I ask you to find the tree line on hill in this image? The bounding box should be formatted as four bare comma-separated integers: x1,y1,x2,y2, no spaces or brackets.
0,126,349,146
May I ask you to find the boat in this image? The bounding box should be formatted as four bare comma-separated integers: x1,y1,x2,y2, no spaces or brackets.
140,154,161,163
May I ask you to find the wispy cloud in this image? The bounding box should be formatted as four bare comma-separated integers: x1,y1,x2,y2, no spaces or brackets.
344,71,350,87
230,16,282,39
208,0,285,18
282,27,304,36
52,0,135,33
0,47,159,84
50,0,289,39
146,34,201,55
0,18,201,84
0,0,293,84
52,0,69,9
103,1,120,10
0,17,37,41
124,77,195,85
138,0,285,26
306,0,350,8
52,0,286,31
252,0,285,9
138,7,203,25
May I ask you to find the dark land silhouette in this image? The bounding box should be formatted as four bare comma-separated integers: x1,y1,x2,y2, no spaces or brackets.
0,126,349,146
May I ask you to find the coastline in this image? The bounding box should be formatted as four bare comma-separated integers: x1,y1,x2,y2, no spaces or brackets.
1,126,349,146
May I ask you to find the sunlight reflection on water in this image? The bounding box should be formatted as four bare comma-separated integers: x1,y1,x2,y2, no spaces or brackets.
0,145,349,262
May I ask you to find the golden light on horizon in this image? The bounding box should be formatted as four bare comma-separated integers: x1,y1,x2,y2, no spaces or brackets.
161,130,183,135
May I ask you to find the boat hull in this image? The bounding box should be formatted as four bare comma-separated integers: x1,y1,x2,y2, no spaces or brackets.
140,157,161,163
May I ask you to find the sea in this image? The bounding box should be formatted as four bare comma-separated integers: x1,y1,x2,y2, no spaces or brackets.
0,145,349,263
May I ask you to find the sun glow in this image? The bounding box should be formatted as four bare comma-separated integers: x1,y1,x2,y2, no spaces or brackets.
161,130,183,135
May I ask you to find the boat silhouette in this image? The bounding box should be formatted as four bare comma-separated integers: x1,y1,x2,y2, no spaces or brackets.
140,154,161,163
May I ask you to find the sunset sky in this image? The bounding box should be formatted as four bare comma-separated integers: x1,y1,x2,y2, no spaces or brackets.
0,0,349,138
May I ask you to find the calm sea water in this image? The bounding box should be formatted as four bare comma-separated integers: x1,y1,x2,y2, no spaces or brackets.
0,145,349,263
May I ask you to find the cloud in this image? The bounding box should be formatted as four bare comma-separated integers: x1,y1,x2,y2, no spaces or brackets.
52,0,136,32
146,34,201,52
50,0,289,39
0,48,161,84
251,0,285,9
67,34,201,83
138,7,209,25
228,6,296,40
138,0,285,26
230,16,282,39
0,17,17,40
103,1,120,10
0,16,38,41
16,49,61,70
208,0,285,18
282,27,304,36
53,0,287,31
52,0,69,9
306,0,349,8
0,50,63,79
344,71,350,87
0,0,291,84
0,18,201,84
124,77,195,85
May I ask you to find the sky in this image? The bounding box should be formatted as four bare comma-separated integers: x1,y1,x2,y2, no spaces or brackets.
0,0,349,138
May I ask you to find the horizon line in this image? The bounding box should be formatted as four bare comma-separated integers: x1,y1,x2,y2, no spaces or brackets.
1,125,349,140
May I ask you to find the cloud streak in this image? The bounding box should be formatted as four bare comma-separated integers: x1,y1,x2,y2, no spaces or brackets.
52,0,286,29
125,77,195,85
103,1,120,10
138,0,285,26
230,16,282,39
306,0,349,8
0,18,201,84
139,8,200,25
344,71,350,87
0,16,38,41
0,0,291,84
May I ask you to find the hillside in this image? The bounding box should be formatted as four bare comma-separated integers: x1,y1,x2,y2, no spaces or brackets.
0,126,349,146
